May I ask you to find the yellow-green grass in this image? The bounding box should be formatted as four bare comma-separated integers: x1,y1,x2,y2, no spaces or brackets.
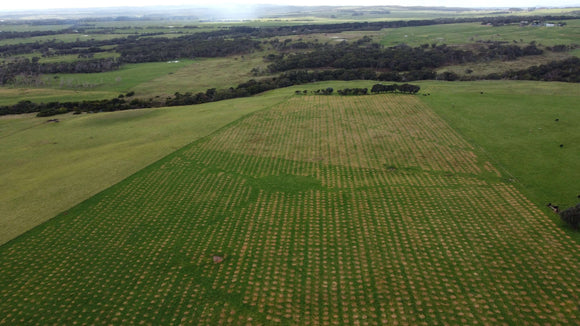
132,53,271,97
1,93,579,324
417,80,580,219
0,33,134,46
0,24,73,32
0,92,289,245
438,51,576,76
39,60,195,94
1,56,262,105
380,20,580,47
0,88,116,106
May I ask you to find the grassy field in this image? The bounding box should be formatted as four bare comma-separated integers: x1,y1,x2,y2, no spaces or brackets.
132,53,270,97
0,60,199,106
1,92,578,324
0,33,134,46
0,92,290,245
42,60,196,93
0,88,117,106
418,80,580,216
380,20,580,47
0,55,269,105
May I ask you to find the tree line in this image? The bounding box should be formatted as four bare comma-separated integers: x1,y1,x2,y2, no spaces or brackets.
3,53,579,117
0,57,121,85
489,57,580,82
116,36,261,63
0,67,426,117
266,41,543,73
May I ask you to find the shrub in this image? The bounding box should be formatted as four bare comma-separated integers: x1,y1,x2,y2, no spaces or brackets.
559,203,580,229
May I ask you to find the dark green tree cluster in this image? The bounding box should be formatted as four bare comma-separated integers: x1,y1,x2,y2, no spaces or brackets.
0,37,126,58
495,57,580,82
559,203,580,229
371,83,420,94
117,35,261,63
309,88,334,95
337,88,368,95
266,42,542,74
0,57,121,85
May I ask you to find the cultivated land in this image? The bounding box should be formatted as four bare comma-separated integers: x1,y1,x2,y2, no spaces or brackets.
1,94,578,324
1,5,580,324
0,93,289,244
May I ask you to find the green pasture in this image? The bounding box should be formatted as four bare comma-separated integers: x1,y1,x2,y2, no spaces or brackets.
380,20,580,47
132,53,270,97
1,91,578,324
42,60,195,93
418,80,580,214
0,24,72,32
0,32,132,46
0,88,116,106
0,92,289,245
0,55,262,105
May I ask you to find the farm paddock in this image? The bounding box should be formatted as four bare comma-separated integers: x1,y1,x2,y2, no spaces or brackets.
0,95,578,325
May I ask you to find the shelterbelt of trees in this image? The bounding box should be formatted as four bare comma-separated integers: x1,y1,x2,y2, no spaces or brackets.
1,57,578,117
264,40,544,73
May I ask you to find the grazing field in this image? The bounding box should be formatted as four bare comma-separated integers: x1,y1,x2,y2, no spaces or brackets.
380,20,580,47
42,60,195,93
0,93,288,244
1,94,578,324
131,53,269,97
418,80,580,220
0,88,116,106
0,61,197,105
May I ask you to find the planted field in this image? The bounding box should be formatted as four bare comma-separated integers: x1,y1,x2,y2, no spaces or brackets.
0,94,287,245
1,94,579,324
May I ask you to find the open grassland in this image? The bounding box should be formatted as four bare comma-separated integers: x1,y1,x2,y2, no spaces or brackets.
42,60,195,93
0,56,259,105
1,55,268,104
132,53,270,97
0,93,288,244
418,80,580,218
0,88,116,106
0,33,134,46
380,20,580,47
1,93,578,324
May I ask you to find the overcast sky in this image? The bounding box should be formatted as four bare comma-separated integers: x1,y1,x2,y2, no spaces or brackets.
0,0,578,11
